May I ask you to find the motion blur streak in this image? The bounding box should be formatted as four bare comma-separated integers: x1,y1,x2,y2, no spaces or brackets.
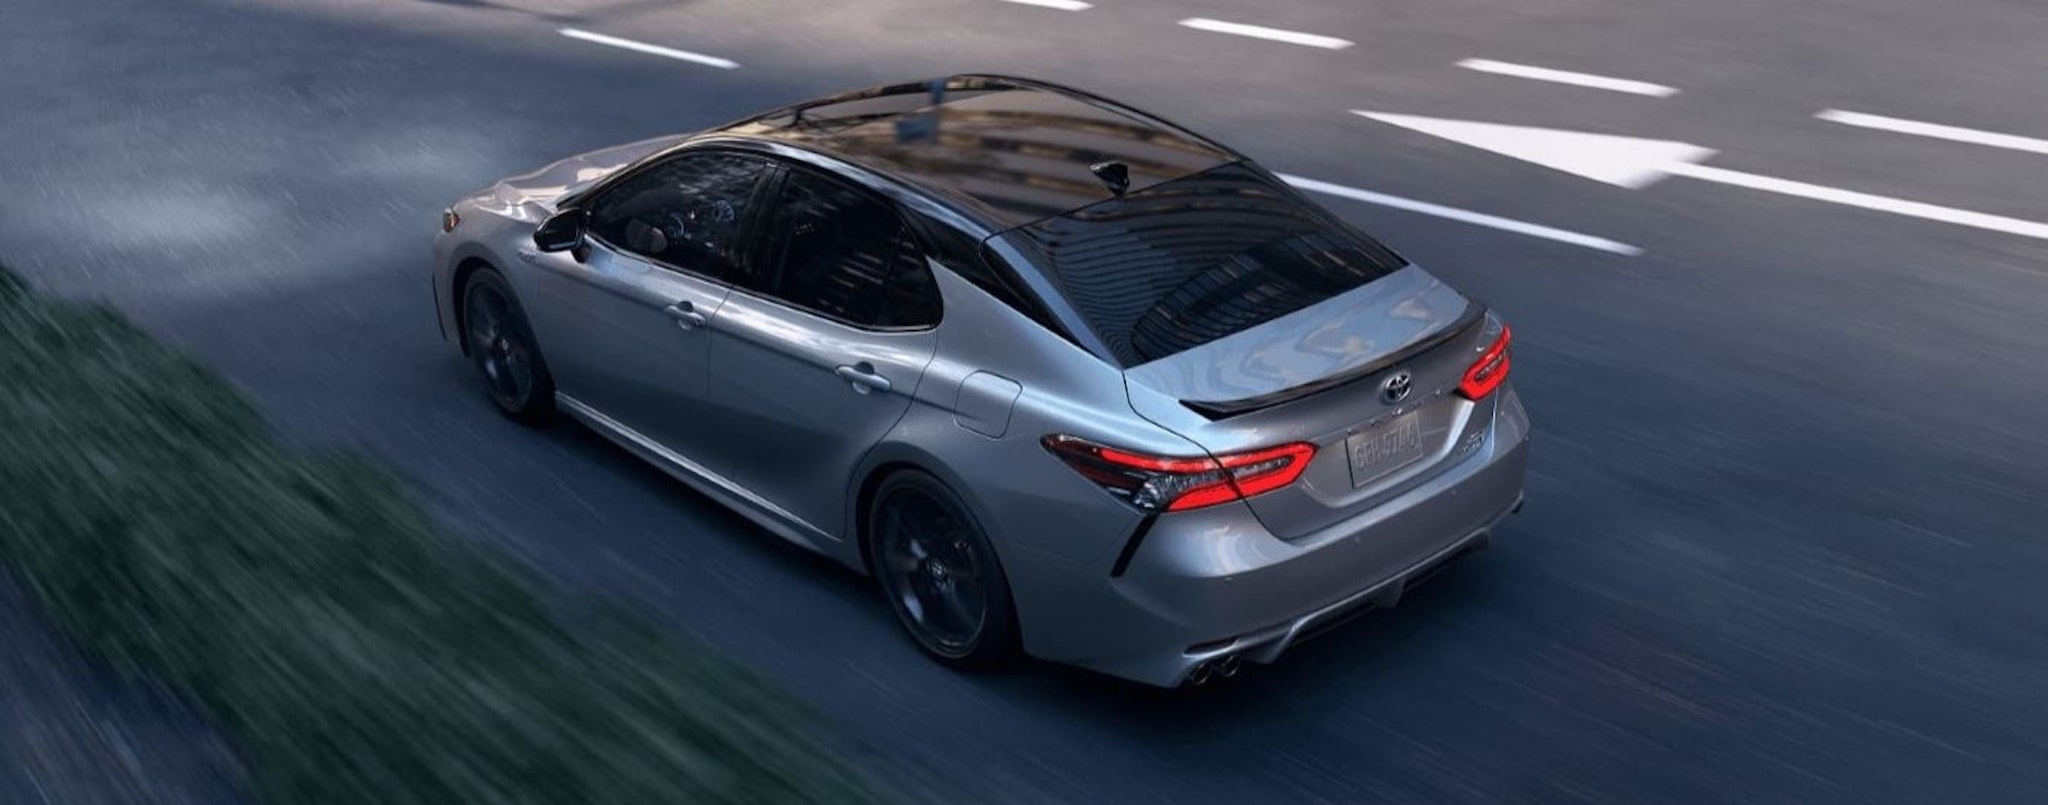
3,0,2047,802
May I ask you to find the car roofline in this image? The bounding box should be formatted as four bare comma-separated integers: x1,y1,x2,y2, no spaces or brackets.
572,73,1255,230
552,132,1124,366
556,77,1287,371
713,73,1252,162
704,74,1253,229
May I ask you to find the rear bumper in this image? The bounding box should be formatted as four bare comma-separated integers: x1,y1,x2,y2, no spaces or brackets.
1010,386,1531,687
1183,491,1515,668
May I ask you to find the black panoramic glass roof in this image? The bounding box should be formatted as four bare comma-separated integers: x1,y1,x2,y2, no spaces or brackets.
722,76,1237,228
1006,163,1409,367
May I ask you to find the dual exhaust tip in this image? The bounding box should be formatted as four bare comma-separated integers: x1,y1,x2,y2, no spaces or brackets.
1186,653,1243,687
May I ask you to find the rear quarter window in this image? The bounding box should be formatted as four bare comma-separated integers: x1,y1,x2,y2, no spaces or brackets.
1009,163,1406,367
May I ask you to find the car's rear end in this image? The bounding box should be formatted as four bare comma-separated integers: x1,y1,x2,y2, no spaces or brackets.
998,162,1531,686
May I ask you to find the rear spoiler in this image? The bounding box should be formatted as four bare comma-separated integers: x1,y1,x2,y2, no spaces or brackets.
1179,301,1486,420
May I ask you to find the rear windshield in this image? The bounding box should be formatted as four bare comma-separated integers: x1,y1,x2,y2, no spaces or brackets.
1006,163,1406,367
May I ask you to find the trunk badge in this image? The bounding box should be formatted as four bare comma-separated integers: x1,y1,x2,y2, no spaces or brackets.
1381,370,1414,404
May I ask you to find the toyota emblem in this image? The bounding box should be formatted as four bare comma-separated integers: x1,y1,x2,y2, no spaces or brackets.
1381,370,1414,404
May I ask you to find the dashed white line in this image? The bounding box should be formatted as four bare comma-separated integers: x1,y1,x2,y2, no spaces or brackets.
1456,59,1678,97
1177,18,1353,50
996,0,1093,9
1816,109,2048,156
1276,173,1642,256
558,28,739,70
1667,163,2048,242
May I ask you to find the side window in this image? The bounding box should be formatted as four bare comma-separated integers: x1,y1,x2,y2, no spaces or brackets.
586,153,769,280
742,169,940,329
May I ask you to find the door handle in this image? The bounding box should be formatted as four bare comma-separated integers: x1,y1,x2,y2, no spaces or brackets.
834,362,892,395
663,302,707,330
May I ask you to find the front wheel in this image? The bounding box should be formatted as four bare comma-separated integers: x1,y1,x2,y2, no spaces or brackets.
461,268,556,424
867,472,1020,669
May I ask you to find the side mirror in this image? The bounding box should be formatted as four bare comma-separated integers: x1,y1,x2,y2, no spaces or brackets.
533,208,588,254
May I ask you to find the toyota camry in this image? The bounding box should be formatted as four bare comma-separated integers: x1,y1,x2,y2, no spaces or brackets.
429,75,1530,687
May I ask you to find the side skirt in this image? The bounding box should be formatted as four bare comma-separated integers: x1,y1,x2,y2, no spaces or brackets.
555,392,839,556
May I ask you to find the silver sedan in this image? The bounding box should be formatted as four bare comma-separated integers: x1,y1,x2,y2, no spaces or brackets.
430,75,1530,687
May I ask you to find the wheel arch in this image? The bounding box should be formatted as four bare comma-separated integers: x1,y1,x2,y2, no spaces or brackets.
449,255,498,357
847,440,1002,577
852,459,923,577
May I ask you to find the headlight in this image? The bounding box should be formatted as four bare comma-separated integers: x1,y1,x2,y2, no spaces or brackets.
441,208,461,233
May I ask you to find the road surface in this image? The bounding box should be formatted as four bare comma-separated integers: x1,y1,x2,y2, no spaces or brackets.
4,0,2046,801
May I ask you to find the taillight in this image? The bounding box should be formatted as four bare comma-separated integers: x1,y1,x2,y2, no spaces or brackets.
1042,435,1315,513
1458,324,1512,400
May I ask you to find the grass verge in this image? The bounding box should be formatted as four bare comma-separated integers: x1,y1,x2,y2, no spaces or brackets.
0,265,893,804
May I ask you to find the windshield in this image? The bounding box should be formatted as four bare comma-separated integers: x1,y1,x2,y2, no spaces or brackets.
1005,162,1408,367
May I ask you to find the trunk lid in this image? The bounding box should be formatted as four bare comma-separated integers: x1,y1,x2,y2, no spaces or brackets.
1123,265,1501,540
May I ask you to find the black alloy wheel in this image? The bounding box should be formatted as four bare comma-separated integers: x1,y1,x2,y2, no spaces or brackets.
868,472,1020,668
462,268,555,423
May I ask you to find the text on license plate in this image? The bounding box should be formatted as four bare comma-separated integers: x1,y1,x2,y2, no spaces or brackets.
1346,411,1425,488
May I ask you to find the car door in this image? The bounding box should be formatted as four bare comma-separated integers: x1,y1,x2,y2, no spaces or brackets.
699,165,943,541
521,150,773,459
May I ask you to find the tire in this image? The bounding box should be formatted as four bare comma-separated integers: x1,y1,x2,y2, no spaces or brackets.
867,471,1021,670
460,268,556,425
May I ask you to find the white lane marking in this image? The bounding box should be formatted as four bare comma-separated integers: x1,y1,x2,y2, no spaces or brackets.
997,0,1093,9
1276,173,1643,256
1457,58,1678,98
1357,110,2048,243
1354,111,1713,189
1816,109,2048,156
1176,18,1353,50
1668,163,2048,241
558,28,739,70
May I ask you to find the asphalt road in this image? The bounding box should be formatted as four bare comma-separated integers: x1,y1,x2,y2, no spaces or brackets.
5,0,2048,802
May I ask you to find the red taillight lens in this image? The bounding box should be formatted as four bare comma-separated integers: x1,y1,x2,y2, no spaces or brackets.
1042,436,1316,513
1458,324,1512,400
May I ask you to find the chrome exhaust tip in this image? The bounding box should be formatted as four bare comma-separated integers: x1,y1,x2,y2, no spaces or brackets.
1186,654,1242,687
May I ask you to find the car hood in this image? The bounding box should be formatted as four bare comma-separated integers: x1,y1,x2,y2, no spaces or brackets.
489,133,692,209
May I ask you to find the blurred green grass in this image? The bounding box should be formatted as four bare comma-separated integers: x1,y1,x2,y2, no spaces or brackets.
0,265,894,804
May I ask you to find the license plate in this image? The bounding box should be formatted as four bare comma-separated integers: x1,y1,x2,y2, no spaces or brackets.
1346,412,1425,488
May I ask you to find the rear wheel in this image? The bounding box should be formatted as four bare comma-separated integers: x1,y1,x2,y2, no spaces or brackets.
461,268,555,424
867,472,1020,669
